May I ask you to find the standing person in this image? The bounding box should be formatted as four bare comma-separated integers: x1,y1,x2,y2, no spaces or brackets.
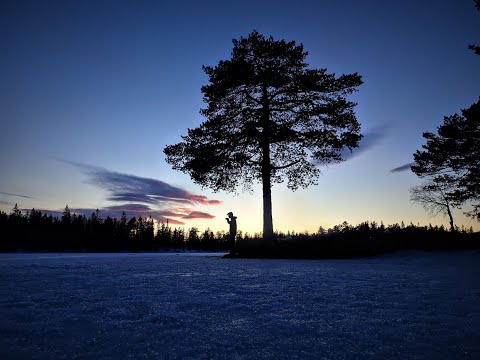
226,212,237,254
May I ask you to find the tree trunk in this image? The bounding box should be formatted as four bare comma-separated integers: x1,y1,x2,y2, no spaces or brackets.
446,202,455,232
262,162,274,246
441,192,455,232
261,85,274,247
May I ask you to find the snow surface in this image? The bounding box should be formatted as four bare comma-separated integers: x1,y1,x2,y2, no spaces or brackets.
1,251,479,359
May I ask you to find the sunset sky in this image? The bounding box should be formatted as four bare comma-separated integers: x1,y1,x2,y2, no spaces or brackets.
1,0,479,234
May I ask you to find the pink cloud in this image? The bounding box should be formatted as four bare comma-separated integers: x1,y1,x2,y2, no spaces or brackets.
181,211,216,220
188,195,222,205
163,218,185,225
55,161,222,225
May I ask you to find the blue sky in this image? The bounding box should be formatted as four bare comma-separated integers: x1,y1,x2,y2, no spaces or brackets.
1,0,479,233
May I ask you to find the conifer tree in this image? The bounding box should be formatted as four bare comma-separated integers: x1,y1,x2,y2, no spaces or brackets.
412,99,480,221
164,31,363,244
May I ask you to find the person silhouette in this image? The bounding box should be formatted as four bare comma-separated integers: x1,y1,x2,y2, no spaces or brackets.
226,212,237,253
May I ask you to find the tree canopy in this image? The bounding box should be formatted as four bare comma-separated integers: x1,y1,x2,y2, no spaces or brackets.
164,31,363,243
411,1,480,225
468,0,480,55
412,99,480,221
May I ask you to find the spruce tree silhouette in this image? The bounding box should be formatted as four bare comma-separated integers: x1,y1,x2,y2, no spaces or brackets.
62,205,71,225
164,30,363,247
12,203,21,218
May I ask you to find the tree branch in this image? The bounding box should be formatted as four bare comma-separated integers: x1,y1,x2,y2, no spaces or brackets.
243,89,262,105
271,159,301,170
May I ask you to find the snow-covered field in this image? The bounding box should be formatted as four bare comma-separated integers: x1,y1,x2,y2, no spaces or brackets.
1,252,479,359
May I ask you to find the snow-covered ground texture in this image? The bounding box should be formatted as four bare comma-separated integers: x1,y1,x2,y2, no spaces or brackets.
1,251,479,360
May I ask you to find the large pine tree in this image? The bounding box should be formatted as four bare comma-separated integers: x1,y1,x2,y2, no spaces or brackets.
164,31,363,244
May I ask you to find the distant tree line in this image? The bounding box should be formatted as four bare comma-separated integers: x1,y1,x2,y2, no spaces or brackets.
237,221,480,259
1,205,478,256
0,205,230,252
239,222,480,258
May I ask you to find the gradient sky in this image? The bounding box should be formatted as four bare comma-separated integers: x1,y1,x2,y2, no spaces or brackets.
1,0,479,234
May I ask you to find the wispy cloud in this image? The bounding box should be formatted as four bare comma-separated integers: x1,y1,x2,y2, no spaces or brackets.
390,162,415,173
339,125,389,161
188,195,222,205
67,206,188,225
57,160,221,224
63,160,220,206
181,211,216,220
310,125,389,166
0,191,35,199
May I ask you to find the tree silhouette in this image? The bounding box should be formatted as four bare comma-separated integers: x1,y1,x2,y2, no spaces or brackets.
62,205,71,225
12,203,22,218
155,221,173,247
187,227,200,248
411,0,479,225
468,0,480,55
410,181,456,231
412,99,480,221
164,30,363,244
